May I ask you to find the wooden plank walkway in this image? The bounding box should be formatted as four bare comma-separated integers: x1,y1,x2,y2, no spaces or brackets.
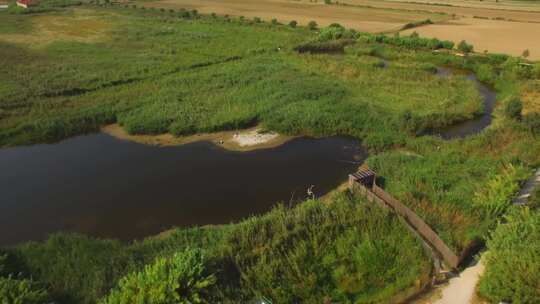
349,169,460,269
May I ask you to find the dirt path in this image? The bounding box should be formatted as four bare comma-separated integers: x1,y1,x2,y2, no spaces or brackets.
432,257,485,304
416,168,540,304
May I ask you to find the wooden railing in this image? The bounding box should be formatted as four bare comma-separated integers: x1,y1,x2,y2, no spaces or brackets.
349,175,460,268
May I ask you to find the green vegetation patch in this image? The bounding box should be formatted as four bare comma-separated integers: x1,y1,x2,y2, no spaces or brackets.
479,208,540,303
5,193,430,304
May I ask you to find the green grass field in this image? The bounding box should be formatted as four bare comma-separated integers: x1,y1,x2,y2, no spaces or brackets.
0,6,480,148
1,2,540,303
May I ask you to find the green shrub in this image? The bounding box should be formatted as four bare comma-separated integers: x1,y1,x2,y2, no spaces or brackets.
289,20,297,28
504,98,523,120
357,32,453,50
457,40,474,54
319,24,357,41
419,63,438,74
475,64,496,84
271,18,278,25
472,164,528,218
308,20,318,30
102,249,216,304
253,16,261,23
0,276,50,304
479,209,540,303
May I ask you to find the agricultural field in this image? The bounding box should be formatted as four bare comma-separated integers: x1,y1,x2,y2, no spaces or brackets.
1,1,540,303
137,0,451,33
143,0,540,59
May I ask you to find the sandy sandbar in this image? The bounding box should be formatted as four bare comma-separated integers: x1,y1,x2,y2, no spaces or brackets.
101,124,295,152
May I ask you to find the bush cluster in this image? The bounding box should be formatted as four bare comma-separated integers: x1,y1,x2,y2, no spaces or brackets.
0,254,50,303
358,32,454,50
102,249,216,304
319,23,357,41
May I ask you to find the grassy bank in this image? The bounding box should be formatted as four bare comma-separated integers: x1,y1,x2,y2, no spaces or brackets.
1,193,431,303
0,5,480,149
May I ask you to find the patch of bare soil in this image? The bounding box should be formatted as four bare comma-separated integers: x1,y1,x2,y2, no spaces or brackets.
102,124,295,152
0,8,110,46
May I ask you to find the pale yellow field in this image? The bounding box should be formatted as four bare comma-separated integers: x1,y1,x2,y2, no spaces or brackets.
143,0,540,59
0,9,111,47
402,17,540,60
140,0,449,33
343,0,540,21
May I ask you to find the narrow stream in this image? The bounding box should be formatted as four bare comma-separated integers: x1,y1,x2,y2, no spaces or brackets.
432,67,497,139
0,134,366,246
0,64,497,246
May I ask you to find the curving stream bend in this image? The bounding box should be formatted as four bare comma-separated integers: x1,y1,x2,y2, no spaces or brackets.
432,67,497,140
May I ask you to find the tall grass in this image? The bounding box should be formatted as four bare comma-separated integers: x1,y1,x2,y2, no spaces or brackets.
5,193,430,303
479,208,540,303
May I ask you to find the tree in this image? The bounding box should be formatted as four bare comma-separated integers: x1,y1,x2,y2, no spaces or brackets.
289,20,297,28
308,20,318,30
271,18,278,25
504,98,523,120
522,49,530,58
457,40,474,54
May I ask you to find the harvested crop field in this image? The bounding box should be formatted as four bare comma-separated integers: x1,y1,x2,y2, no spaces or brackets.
139,0,450,32
343,0,540,20
143,0,540,58
402,17,540,59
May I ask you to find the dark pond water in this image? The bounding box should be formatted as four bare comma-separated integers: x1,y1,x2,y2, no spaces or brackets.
431,67,497,139
0,134,366,246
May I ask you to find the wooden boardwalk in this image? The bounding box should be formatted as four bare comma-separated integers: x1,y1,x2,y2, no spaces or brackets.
349,168,460,269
